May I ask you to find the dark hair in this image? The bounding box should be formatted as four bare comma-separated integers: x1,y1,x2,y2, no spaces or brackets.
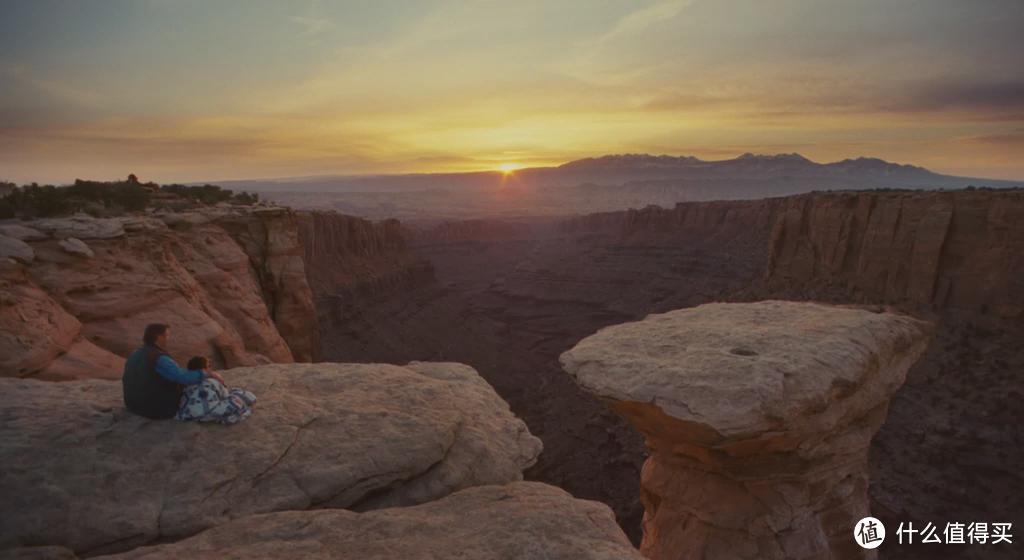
143,323,169,345
187,356,209,370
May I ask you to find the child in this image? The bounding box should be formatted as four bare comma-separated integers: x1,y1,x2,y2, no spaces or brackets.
176,356,257,425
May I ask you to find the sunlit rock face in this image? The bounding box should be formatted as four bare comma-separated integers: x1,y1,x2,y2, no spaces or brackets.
0,362,541,555
0,208,317,379
561,301,932,560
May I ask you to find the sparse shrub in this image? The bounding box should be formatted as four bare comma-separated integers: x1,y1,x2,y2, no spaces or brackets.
232,191,259,205
0,198,14,219
0,177,256,218
160,183,235,204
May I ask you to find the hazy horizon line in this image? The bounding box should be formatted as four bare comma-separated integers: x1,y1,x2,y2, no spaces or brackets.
9,150,1024,188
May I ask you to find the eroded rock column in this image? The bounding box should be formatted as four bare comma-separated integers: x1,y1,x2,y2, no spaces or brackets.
561,301,932,560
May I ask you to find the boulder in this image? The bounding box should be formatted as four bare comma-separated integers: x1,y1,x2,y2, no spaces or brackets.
31,217,125,240
560,301,932,560
0,362,541,555
0,235,34,263
0,224,47,241
90,482,643,560
57,238,94,258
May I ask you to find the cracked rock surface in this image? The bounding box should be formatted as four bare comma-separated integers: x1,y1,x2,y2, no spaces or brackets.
86,482,643,560
0,362,541,555
561,301,933,560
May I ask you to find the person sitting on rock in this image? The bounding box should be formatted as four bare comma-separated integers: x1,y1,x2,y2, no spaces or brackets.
176,355,257,425
122,323,226,419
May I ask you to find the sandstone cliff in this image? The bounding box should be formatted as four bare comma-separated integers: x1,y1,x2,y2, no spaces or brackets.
297,211,433,298
562,189,1024,317
296,211,435,360
766,189,1024,317
0,208,317,379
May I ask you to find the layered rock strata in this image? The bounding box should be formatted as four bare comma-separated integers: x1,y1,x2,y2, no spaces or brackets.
561,189,1024,317
0,208,316,378
561,301,932,559
296,210,434,298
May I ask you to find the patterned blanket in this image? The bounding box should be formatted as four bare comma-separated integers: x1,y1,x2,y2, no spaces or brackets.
176,378,256,425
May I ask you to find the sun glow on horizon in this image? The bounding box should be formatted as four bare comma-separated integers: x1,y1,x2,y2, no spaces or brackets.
1,2,1022,183
497,163,523,175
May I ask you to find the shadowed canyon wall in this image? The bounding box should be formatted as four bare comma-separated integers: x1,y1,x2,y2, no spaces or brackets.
566,189,1024,317
295,211,435,357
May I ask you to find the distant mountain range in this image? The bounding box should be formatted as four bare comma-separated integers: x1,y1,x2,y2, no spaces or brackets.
217,154,1021,220
222,153,1019,193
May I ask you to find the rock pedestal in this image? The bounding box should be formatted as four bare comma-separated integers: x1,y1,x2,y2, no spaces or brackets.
560,301,932,560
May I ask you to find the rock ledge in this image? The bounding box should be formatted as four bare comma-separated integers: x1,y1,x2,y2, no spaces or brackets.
0,362,541,554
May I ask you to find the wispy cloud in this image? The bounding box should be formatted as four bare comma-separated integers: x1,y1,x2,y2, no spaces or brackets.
594,0,692,45
290,15,334,36
3,0,1023,182
1,65,104,110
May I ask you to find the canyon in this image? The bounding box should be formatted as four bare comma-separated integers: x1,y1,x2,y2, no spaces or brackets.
227,154,1021,221
310,188,1023,559
1,187,1021,559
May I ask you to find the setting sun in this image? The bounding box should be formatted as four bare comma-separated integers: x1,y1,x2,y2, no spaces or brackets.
497,163,522,175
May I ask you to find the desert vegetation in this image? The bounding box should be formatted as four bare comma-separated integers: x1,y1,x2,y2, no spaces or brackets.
0,174,259,219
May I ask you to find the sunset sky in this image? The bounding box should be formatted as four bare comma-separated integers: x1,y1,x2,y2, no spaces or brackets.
1,0,1022,184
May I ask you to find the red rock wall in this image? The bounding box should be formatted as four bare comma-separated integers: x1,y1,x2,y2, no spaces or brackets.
561,189,1024,317
296,211,434,299
562,199,777,244
217,208,319,362
2,209,320,380
766,190,1024,316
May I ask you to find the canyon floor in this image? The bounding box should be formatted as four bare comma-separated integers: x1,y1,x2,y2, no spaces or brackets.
315,207,1022,559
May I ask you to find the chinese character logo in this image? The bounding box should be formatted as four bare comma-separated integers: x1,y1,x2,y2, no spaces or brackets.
855,516,886,549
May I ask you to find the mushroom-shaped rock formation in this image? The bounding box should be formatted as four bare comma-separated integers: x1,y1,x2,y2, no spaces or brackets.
560,301,933,560
0,362,541,555
84,482,644,560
